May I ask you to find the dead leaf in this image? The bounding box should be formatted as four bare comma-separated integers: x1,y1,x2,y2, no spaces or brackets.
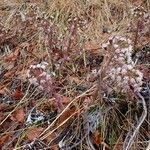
113,135,123,150
51,145,58,150
11,86,23,100
92,130,101,146
0,103,8,111
0,134,10,149
84,40,100,52
4,48,19,62
0,88,6,95
0,112,4,122
44,132,57,145
26,127,44,141
69,76,81,84
3,69,16,79
132,0,143,6
57,106,78,128
62,96,71,105
10,108,25,123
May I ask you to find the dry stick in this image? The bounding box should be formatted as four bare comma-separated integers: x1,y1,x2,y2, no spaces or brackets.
133,20,140,51
146,142,150,150
39,84,96,140
146,83,150,150
0,84,31,126
123,92,147,150
41,108,82,141
16,109,82,150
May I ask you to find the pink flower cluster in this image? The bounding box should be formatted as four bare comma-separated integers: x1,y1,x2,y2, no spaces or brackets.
102,36,143,92
27,61,52,91
27,62,63,111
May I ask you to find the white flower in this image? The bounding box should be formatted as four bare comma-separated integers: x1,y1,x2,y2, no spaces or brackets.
136,77,143,83
123,76,129,81
39,71,47,77
116,76,122,83
127,57,132,64
116,67,121,74
128,45,133,52
114,44,119,48
102,43,109,48
122,79,128,85
30,65,36,69
29,78,39,86
125,50,132,57
40,65,46,70
110,68,116,74
122,64,128,70
127,65,133,70
135,70,143,78
38,85,44,90
120,37,127,41
20,12,26,22
92,69,97,74
109,36,114,40
115,36,121,40
36,64,41,68
51,71,56,76
46,74,51,80
121,48,126,53
118,56,124,62
127,39,131,44
115,49,120,53
130,78,136,84
41,61,49,66
118,52,124,57
134,84,142,91
110,74,116,80
55,64,60,69
40,80,46,84
114,55,118,59
26,69,30,77
121,68,127,74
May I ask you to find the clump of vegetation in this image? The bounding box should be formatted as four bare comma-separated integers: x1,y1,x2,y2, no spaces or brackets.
0,0,150,149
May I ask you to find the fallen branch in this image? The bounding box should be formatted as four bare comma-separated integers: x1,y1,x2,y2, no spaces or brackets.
123,92,147,150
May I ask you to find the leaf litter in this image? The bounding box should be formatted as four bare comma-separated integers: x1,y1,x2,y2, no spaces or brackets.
0,1,150,150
